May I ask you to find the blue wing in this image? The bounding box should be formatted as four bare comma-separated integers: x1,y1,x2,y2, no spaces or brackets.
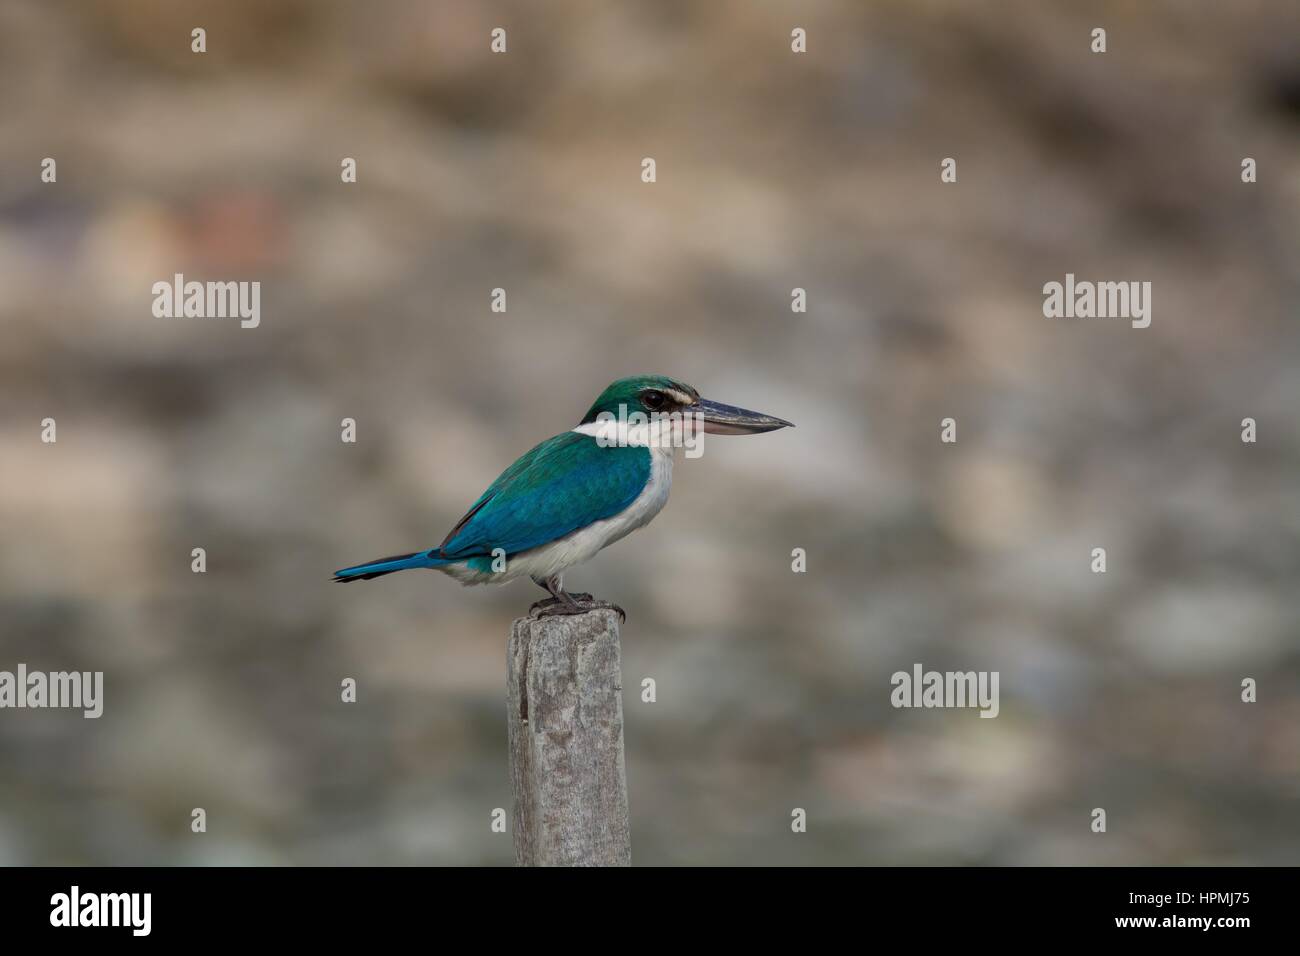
436,432,650,559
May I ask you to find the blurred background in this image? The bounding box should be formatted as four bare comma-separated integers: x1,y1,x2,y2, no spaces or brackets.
1,0,1298,865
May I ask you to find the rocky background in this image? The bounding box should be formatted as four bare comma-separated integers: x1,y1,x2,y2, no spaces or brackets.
0,0,1297,864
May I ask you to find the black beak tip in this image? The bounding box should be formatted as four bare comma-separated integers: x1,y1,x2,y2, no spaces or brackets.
741,416,794,434
757,413,794,431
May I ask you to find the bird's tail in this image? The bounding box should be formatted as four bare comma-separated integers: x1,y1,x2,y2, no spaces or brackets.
332,550,447,582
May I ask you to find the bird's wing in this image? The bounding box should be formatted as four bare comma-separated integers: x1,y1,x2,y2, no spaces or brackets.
436,432,651,558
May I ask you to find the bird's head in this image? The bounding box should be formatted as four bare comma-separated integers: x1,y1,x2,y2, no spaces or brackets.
580,375,793,434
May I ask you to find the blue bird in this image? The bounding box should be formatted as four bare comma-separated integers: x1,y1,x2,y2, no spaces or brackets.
333,375,793,619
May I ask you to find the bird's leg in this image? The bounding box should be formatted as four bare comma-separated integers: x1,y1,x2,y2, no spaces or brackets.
527,575,574,616
528,575,626,624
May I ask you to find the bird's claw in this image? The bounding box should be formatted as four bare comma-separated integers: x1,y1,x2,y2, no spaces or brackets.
582,600,627,625
528,597,561,618
528,596,626,624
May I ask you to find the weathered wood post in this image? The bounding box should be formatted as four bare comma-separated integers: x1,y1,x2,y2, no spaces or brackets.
506,608,631,866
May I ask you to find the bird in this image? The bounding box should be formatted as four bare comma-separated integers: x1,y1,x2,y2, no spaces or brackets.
333,375,793,620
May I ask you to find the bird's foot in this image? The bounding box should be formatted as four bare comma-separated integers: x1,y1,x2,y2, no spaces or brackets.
528,594,626,624
527,596,566,617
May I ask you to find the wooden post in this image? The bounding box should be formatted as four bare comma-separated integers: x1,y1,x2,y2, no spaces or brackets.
506,608,631,866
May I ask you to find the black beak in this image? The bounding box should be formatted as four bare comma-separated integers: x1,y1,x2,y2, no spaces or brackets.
692,397,794,435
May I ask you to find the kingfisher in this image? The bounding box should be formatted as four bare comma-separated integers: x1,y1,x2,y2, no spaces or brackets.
333,375,792,619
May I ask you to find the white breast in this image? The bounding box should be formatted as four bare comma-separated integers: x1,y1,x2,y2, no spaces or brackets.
440,444,673,586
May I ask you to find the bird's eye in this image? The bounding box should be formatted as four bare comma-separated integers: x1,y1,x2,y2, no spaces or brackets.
642,391,666,411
